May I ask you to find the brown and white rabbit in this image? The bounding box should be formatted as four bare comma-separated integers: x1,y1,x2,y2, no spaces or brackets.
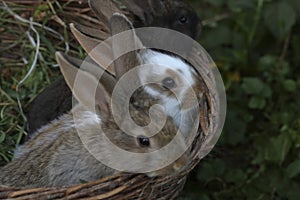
75,13,206,136
0,50,189,188
26,0,202,134
73,13,205,137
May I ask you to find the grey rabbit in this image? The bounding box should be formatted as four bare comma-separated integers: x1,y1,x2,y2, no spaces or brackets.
26,0,202,135
0,51,189,188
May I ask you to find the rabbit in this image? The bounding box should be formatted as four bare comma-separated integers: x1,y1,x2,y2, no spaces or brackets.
65,13,205,139
93,13,207,136
25,76,73,134
123,0,201,40
0,50,189,188
86,0,201,40
25,0,202,135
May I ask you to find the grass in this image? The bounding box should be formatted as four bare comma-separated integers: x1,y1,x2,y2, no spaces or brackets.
0,1,71,165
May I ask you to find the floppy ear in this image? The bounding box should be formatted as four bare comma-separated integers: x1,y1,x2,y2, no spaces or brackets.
56,52,112,115
109,13,144,80
70,23,115,76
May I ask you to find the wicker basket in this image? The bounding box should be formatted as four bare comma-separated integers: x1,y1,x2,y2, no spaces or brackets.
0,1,222,199
0,134,205,199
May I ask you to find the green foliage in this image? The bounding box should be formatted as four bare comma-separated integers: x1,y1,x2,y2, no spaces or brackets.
287,160,300,178
181,0,300,199
0,3,64,165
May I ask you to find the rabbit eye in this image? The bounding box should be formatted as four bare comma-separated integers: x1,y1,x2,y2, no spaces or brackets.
137,136,150,147
178,15,188,24
162,77,176,89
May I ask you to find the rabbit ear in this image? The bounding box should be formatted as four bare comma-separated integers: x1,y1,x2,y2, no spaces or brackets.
74,23,110,41
56,52,112,115
59,52,116,95
70,23,115,76
109,13,143,79
70,23,99,53
89,0,120,26
122,0,147,23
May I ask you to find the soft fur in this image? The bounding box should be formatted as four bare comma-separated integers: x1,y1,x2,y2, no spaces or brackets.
0,57,189,187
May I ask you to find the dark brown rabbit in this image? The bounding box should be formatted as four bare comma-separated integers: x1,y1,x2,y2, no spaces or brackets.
26,0,202,134
128,0,201,39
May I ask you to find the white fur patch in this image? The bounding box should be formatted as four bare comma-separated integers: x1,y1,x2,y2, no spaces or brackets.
139,50,195,86
138,50,196,101
137,50,198,134
76,111,101,127
162,98,181,123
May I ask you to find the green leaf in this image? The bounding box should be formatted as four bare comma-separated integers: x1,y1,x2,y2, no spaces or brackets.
258,55,277,70
242,77,264,95
0,133,5,143
33,4,49,18
284,79,297,92
264,1,296,39
286,160,300,178
248,96,266,109
0,152,11,163
261,84,272,98
265,134,292,164
254,168,287,193
40,34,56,55
280,112,292,124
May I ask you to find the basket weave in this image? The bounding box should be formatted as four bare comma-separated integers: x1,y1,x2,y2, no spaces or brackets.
0,135,204,199
0,1,221,199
